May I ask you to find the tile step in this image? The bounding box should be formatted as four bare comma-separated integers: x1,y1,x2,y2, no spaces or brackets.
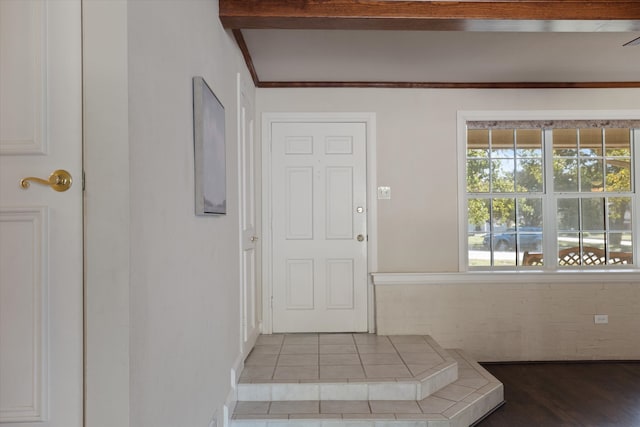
232,350,504,427
239,336,457,401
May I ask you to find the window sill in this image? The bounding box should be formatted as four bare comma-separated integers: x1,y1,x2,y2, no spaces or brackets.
371,270,640,286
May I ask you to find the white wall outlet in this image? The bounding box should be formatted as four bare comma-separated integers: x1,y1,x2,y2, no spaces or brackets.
377,186,391,200
594,314,608,324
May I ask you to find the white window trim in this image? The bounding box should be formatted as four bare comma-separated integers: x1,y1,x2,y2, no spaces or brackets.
457,110,640,273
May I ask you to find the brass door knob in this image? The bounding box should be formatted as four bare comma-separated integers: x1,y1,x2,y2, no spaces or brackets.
20,169,72,192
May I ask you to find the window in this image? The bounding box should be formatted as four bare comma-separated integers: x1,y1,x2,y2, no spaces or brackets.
465,119,638,270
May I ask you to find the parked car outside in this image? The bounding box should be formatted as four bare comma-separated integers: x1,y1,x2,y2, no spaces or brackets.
483,227,542,251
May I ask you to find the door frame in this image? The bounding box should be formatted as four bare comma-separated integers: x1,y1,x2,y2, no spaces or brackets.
261,112,378,334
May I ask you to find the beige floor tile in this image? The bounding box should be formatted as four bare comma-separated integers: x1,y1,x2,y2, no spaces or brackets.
320,364,366,379
319,344,357,354
455,377,489,389
359,353,403,365
234,401,270,415
356,344,397,354
240,366,275,380
417,395,457,413
269,400,319,414
433,383,476,402
353,335,391,345
273,365,319,380
320,353,361,366
256,335,285,345
281,344,319,355
319,334,355,344
277,354,318,367
400,353,443,365
251,345,283,355
342,413,392,420
363,364,412,379
369,400,422,414
283,334,319,345
289,413,341,419
395,343,433,353
320,400,371,414
244,353,278,367
389,336,428,344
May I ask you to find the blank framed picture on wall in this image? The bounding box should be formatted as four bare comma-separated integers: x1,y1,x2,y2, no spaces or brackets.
193,76,226,215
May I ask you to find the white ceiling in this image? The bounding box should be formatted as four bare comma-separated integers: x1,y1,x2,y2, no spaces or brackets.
242,30,640,83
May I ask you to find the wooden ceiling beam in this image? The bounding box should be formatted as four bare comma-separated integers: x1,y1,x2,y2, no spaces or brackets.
219,0,640,31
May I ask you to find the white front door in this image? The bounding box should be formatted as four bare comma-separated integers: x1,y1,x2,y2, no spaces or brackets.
0,0,83,425
270,122,368,332
238,75,259,356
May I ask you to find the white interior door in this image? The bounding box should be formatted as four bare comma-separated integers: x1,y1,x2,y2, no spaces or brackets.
0,1,83,425
238,75,259,356
271,122,368,332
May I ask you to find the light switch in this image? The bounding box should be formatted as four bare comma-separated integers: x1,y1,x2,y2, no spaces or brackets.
377,186,391,200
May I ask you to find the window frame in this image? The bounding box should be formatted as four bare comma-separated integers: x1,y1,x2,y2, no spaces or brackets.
457,110,640,272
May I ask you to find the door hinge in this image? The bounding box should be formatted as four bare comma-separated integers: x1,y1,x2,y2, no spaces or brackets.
82,170,86,191
271,296,274,308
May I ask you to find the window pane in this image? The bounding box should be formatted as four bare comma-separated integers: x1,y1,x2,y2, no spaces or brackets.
580,158,603,192
491,159,515,192
491,129,514,157
517,198,543,228
557,198,579,231
491,198,515,231
581,198,605,231
468,198,490,230
583,232,605,252
608,197,632,231
558,232,580,251
494,246,517,266
579,128,603,156
516,159,543,192
467,129,489,157
605,161,631,192
553,129,578,157
554,158,578,192
609,232,633,264
467,159,490,192
605,128,631,157
516,129,542,157
468,234,491,267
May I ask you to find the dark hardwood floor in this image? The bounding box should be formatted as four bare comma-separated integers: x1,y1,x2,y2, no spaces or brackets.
477,363,640,427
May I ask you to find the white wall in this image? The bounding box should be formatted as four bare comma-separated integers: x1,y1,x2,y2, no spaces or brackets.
84,2,130,426
257,87,640,360
127,1,253,426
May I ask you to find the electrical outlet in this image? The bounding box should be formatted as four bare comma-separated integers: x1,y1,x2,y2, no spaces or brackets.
594,314,608,324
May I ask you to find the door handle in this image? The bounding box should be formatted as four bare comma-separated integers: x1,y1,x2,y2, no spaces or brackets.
20,169,73,192
250,236,259,242
357,234,365,242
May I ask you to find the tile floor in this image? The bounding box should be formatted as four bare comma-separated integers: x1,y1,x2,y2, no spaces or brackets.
233,347,504,424
240,333,448,384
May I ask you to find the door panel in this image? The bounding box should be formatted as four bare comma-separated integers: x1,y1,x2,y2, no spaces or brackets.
0,1,83,425
271,122,367,332
238,75,259,357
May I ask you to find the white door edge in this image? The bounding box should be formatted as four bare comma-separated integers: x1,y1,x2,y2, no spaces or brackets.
260,112,378,334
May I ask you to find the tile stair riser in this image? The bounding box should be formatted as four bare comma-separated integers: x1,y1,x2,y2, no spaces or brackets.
238,382,420,401
232,421,448,427
417,363,459,400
